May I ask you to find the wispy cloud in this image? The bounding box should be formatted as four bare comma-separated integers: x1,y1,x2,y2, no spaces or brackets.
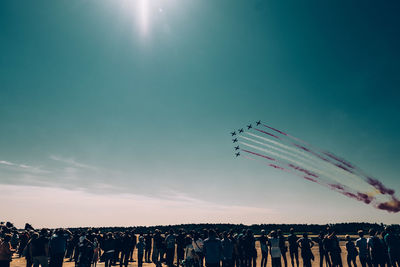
0,159,50,174
0,155,126,194
50,155,99,170
0,160,15,166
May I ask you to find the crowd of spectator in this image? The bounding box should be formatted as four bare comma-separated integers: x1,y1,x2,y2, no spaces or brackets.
0,222,399,267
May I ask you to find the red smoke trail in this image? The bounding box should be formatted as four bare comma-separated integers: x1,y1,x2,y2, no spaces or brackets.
288,164,319,178
242,148,398,211
294,144,330,162
328,183,374,204
241,149,319,179
260,122,398,196
253,128,280,139
240,123,400,212
243,150,398,210
242,154,321,185
376,197,400,213
334,163,355,174
241,149,276,161
366,177,395,195
323,151,355,169
261,123,358,172
261,124,288,136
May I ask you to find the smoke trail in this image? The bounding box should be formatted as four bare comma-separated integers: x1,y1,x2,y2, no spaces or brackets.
261,122,364,177
240,141,367,190
234,122,400,213
242,154,321,185
366,177,395,196
249,130,358,179
253,128,280,139
241,134,360,182
242,152,375,207
241,149,276,161
260,123,398,202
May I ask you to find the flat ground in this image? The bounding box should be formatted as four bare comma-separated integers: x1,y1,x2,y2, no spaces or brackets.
10,239,360,267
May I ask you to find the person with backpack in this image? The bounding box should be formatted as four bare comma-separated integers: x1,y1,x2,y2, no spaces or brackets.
367,229,385,267
345,235,358,267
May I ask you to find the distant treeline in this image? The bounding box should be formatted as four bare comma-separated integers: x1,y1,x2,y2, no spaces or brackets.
65,222,400,235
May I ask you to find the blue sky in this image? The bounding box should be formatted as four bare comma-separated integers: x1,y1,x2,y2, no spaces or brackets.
1,0,400,227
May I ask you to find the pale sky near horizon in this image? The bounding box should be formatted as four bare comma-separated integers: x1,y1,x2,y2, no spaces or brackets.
1,0,400,228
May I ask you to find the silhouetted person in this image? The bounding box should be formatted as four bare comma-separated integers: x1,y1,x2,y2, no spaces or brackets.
221,232,234,267
379,231,390,267
356,230,371,267
326,231,342,267
278,230,288,267
145,233,152,263
184,235,195,267
137,236,146,267
129,231,137,262
322,233,332,267
176,229,186,267
19,231,30,258
0,234,14,267
297,233,314,267
345,235,357,267
76,238,93,267
152,230,163,267
166,230,176,267
259,230,269,267
270,231,282,267
30,229,49,267
203,229,222,267
120,232,131,267
49,229,71,267
317,232,330,267
193,232,204,267
102,233,116,267
384,227,400,267
287,228,299,267
245,230,257,267
368,229,385,267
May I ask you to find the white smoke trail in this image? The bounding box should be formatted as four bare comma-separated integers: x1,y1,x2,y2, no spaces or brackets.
243,132,369,188
239,141,371,191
